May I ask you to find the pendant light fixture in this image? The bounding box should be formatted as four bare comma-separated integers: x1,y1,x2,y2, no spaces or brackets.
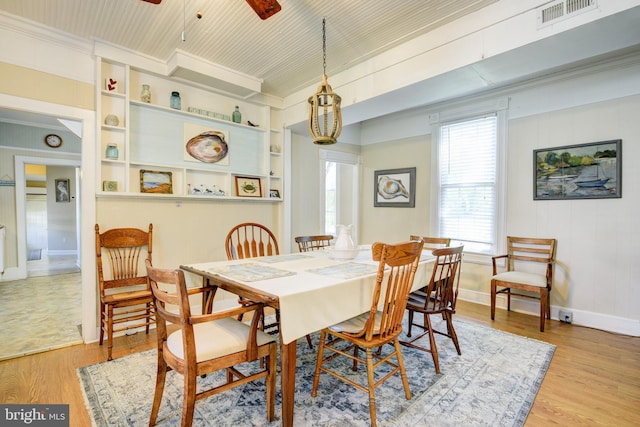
308,18,342,145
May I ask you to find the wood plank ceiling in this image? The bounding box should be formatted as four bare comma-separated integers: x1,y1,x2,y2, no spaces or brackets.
0,0,499,98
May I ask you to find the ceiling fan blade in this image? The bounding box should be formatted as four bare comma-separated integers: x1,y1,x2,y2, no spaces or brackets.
245,0,281,20
141,0,162,4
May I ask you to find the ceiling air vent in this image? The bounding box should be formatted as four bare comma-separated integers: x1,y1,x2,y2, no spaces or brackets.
538,0,597,28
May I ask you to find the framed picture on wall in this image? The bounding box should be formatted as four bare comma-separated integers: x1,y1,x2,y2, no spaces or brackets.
374,167,416,207
55,178,70,202
235,176,262,197
140,170,173,194
534,139,621,200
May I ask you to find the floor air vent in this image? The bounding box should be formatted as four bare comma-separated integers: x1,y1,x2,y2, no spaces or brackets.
538,0,597,27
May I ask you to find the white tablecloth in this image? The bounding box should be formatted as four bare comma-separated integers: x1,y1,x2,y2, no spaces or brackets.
183,246,433,344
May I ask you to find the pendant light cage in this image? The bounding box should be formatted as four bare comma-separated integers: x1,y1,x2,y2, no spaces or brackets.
308,18,342,145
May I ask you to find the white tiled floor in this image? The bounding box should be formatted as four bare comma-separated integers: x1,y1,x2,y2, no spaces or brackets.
27,251,80,277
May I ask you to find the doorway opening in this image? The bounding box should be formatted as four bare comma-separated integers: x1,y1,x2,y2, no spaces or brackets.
320,150,360,243
0,94,97,349
25,163,81,277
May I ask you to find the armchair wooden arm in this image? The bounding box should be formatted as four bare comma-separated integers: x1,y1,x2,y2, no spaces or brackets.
491,254,508,275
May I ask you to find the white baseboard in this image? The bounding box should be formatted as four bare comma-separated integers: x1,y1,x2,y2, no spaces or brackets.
0,266,20,282
46,249,78,256
458,288,640,337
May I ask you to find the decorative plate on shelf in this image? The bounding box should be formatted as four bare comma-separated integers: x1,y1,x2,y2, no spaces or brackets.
185,131,228,163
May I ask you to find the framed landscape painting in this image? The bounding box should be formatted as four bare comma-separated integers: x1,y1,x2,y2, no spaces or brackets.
140,170,173,194
534,139,621,200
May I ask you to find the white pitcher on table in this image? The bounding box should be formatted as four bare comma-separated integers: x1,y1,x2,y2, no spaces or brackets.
334,224,355,250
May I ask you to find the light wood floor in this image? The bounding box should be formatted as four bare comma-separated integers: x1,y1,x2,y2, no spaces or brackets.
0,300,638,426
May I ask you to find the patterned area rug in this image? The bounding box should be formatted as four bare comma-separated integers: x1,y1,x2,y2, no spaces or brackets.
78,318,555,426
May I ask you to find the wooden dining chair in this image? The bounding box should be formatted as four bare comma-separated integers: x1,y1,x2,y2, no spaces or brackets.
409,235,451,250
312,239,425,427
224,222,296,343
491,236,557,332
295,235,333,252
401,245,464,374
409,235,455,315
145,260,277,427
225,222,279,260
95,224,154,361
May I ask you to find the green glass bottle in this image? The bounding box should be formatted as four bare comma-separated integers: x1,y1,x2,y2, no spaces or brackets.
232,106,241,123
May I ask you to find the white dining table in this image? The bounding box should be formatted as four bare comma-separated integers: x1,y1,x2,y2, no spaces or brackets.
181,245,434,427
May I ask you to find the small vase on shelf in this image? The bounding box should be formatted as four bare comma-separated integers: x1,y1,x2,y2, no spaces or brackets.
105,144,119,160
170,91,181,110
141,84,151,103
232,106,241,123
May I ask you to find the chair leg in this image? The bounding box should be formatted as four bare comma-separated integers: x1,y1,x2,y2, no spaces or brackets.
145,302,152,334
265,344,276,422
407,309,414,337
311,330,326,397
545,288,551,322
425,314,440,374
305,334,313,349
149,356,167,426
99,302,106,345
106,305,114,361
490,280,496,321
445,312,461,355
182,373,197,427
393,339,412,400
365,348,378,427
352,345,359,372
539,289,547,332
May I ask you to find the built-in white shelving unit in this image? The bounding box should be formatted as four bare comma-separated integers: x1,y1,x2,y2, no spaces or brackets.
96,57,283,201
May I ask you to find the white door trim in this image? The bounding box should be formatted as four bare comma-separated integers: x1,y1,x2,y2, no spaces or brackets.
1,93,97,344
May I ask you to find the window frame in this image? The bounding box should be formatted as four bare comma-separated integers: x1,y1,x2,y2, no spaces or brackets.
319,149,360,243
429,98,508,263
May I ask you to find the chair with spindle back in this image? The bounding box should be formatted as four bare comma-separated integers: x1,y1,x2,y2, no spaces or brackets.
224,223,284,339
401,245,464,374
295,235,334,252
95,223,154,361
225,222,279,260
312,240,425,427
409,235,451,250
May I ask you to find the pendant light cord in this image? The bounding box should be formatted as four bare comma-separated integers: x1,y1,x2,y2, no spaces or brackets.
322,18,327,75
181,0,186,42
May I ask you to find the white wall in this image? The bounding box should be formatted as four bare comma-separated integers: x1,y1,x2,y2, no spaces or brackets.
502,94,639,334
289,134,361,249
306,57,640,336
96,197,282,285
359,136,431,245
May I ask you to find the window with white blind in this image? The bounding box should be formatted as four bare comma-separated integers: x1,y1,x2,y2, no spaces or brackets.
436,113,503,255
